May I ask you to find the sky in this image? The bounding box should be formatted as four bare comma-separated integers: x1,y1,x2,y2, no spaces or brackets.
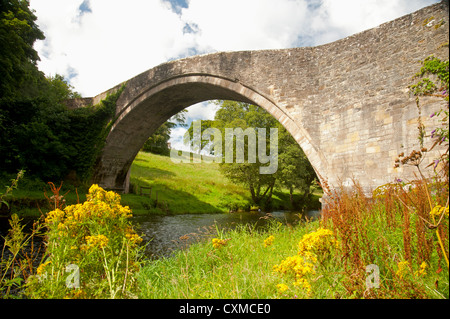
29,0,440,151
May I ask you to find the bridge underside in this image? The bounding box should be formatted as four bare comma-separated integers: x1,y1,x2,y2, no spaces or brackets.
83,2,448,196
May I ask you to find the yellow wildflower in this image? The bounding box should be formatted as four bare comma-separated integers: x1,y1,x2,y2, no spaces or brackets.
85,234,109,249
415,261,427,277
396,260,410,279
45,209,65,224
430,205,449,218
125,229,143,246
212,238,228,249
36,260,52,275
298,228,339,255
273,227,338,296
293,277,312,295
273,254,315,291
264,235,275,248
276,283,289,293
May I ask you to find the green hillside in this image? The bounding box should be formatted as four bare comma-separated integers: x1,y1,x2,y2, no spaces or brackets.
126,151,321,215
127,151,251,214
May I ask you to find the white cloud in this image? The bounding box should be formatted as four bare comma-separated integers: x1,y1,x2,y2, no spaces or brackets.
30,0,439,102
185,102,219,122
31,0,195,96
309,0,439,45
168,126,190,152
180,0,310,52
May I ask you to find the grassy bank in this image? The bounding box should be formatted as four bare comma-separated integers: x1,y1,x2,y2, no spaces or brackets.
128,151,249,214
137,179,449,299
128,151,321,214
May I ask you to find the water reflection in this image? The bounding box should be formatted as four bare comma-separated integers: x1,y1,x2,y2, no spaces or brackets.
131,210,320,259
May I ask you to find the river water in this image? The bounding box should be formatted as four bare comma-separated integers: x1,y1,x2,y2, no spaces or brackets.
0,210,320,260
133,210,320,259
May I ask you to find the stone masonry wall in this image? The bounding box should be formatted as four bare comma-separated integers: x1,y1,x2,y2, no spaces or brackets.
88,1,449,193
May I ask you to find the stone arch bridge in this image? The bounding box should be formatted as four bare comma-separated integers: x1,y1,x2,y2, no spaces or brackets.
71,2,448,195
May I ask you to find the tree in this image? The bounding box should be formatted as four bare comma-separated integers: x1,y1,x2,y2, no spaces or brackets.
184,119,216,154
0,0,45,99
213,100,319,210
277,131,318,209
142,109,188,155
213,101,275,208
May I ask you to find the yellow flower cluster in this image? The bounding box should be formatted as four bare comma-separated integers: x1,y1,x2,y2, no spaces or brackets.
45,184,132,226
36,260,52,275
83,234,109,250
430,205,449,218
125,228,143,246
396,260,428,279
298,228,339,256
212,238,228,249
415,261,427,277
396,260,410,279
276,283,289,294
44,184,143,253
264,235,275,248
45,208,65,225
273,255,315,294
273,228,339,296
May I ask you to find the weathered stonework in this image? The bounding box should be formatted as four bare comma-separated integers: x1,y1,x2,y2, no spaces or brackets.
83,2,448,194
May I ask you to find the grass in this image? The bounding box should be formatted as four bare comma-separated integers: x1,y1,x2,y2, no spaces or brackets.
128,151,321,215
128,151,251,214
138,219,325,299
137,177,449,299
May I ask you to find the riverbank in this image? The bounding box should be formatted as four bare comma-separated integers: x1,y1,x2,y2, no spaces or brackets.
138,181,449,299
0,151,322,217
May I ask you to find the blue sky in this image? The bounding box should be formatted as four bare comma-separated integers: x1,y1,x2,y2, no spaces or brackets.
29,0,439,150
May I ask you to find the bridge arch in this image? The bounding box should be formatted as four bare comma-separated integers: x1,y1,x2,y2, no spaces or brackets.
92,74,326,193
87,2,448,195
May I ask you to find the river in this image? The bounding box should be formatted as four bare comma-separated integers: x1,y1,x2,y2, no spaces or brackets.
133,210,320,259
0,210,320,260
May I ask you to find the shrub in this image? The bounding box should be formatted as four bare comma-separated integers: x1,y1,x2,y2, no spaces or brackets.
25,185,144,299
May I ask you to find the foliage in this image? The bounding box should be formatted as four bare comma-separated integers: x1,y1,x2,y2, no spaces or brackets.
322,166,448,298
137,171,448,299
0,83,123,183
0,0,45,99
0,170,45,298
184,119,215,154
273,228,339,296
0,213,45,298
25,185,144,299
0,169,24,209
198,100,318,209
63,87,124,182
408,55,449,168
142,109,188,156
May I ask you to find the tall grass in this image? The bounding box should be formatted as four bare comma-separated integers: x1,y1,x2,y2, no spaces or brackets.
321,175,448,298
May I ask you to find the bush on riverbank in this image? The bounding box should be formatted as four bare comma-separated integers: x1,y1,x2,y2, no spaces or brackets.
23,185,144,299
